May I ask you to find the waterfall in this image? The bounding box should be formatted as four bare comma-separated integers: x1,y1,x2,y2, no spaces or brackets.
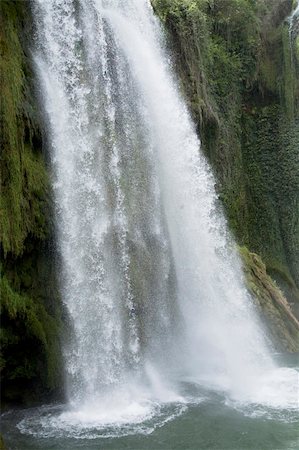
30,0,297,430
290,0,299,34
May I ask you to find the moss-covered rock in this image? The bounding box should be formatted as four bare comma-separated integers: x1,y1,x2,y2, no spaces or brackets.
0,1,64,405
0,1,48,256
0,434,7,450
240,247,299,352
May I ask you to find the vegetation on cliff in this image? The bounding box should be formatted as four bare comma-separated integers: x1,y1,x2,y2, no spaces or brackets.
0,1,63,405
240,247,299,352
152,0,299,349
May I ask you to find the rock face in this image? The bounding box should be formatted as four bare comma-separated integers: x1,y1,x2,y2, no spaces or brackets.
0,434,7,450
0,1,64,405
240,247,299,352
152,0,299,323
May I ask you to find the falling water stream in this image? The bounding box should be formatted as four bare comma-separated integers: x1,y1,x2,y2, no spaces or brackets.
2,1,298,448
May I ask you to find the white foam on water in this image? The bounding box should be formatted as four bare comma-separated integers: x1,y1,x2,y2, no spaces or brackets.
225,366,299,422
16,391,187,439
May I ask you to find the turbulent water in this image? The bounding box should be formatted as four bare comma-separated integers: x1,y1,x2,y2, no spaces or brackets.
3,0,298,447
290,0,299,32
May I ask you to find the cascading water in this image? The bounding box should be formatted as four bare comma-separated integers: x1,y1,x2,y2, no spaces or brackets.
16,0,298,438
290,0,299,35
289,1,299,76
33,0,181,404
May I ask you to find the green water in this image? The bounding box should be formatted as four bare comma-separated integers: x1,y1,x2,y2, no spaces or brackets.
2,370,298,450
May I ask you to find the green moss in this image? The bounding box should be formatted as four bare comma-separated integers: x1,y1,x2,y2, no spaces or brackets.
240,247,299,352
295,35,299,61
0,1,48,256
0,270,62,391
0,434,7,450
0,1,63,404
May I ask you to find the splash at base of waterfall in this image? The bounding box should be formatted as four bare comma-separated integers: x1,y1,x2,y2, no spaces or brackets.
10,363,298,442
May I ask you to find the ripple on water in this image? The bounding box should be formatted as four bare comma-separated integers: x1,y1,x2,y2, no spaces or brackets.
16,401,188,440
